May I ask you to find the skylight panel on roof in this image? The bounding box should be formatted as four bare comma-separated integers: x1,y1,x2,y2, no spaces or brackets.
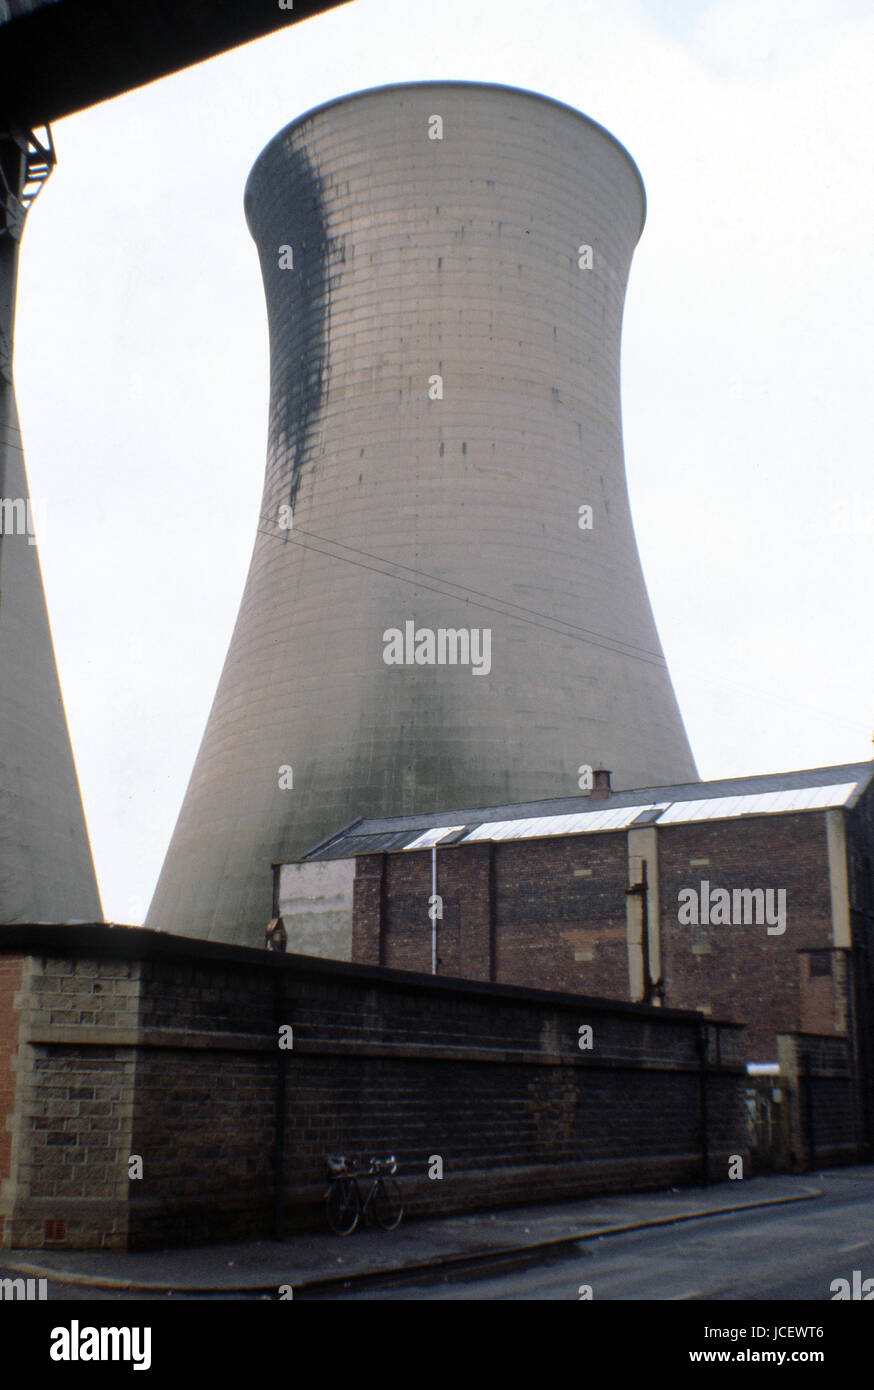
460,804,667,842
655,782,857,825
403,825,466,850
462,821,511,842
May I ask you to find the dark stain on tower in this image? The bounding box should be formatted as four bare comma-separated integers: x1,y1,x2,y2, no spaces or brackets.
244,137,330,518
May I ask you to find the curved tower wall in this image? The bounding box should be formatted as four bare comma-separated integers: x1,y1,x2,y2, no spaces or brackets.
0,133,102,922
148,82,697,945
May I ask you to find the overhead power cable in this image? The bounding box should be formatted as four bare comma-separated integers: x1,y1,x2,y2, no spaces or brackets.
255,513,669,668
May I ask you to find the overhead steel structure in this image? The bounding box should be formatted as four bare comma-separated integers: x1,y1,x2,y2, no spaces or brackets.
147,82,698,947
0,0,351,126
0,0,351,920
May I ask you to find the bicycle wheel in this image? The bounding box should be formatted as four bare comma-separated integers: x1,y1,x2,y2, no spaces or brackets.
372,1176,403,1231
326,1176,360,1235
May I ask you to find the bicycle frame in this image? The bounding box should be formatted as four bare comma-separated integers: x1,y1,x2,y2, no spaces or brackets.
331,1161,385,1218
324,1154,402,1234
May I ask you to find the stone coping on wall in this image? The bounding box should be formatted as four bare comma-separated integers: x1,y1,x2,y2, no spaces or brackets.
0,922,744,1033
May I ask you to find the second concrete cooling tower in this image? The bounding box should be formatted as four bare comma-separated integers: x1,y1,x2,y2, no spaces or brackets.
148,81,697,946
0,129,102,924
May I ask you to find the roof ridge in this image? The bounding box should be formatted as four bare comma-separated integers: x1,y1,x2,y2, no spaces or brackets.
298,761,873,859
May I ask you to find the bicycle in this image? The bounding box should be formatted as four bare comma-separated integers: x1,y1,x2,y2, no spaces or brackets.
324,1154,403,1235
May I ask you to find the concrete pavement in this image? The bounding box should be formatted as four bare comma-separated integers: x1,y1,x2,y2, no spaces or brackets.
0,1170,831,1296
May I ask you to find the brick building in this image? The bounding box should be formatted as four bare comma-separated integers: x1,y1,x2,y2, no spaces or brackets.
281,761,874,1076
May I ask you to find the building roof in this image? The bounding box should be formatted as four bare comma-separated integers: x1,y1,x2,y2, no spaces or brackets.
295,760,874,862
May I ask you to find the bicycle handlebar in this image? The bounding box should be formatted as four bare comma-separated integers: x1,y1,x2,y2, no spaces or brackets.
325,1153,397,1175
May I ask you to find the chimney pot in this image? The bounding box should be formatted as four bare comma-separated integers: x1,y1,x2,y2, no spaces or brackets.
591,768,612,799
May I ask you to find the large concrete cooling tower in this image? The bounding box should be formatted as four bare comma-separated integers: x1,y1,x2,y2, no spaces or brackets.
0,129,102,922
148,81,697,946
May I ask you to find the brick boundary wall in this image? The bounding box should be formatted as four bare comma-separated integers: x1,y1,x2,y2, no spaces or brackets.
0,954,23,1246
0,925,748,1251
777,1032,863,1171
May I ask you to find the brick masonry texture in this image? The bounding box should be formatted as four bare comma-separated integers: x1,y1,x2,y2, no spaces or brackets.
0,955,22,1235
2,953,139,1250
147,81,697,949
353,804,874,1066
659,813,833,1059
0,925,745,1251
777,1034,860,1168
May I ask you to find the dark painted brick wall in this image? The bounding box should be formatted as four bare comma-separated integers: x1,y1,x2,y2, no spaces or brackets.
0,926,746,1251
0,954,22,1244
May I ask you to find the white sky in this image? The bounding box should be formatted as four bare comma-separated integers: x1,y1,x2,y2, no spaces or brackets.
13,0,874,923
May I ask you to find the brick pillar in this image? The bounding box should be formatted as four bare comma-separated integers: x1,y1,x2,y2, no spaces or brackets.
0,954,23,1242
352,855,383,965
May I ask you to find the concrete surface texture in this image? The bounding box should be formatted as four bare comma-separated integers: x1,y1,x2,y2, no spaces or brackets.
0,143,102,924
148,81,697,945
276,859,355,960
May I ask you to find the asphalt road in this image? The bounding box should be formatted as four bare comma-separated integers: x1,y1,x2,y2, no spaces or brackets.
320,1170,874,1301
4,1171,874,1302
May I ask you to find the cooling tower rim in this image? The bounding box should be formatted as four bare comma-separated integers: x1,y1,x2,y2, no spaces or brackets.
243,79,646,238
